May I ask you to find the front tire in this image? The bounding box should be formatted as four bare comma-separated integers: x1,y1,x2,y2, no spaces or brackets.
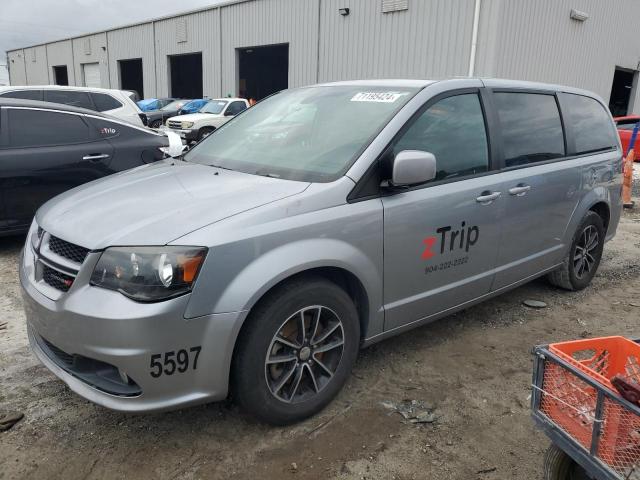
197,127,215,141
150,119,162,129
233,277,360,425
548,211,605,291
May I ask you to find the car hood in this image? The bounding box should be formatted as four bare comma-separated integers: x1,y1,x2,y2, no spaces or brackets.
170,113,221,122
37,160,310,249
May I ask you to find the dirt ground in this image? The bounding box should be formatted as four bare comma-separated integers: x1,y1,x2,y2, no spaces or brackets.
1,201,639,480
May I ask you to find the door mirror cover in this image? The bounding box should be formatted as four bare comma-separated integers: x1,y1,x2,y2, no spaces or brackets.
165,131,185,158
391,150,437,187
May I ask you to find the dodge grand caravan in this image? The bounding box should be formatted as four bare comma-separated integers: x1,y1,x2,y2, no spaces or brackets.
20,79,623,424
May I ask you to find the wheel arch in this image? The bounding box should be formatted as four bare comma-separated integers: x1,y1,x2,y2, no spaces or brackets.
564,187,612,245
226,265,373,399
241,266,371,341
588,200,610,232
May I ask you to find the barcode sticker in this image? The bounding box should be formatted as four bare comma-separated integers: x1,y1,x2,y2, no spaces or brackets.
351,92,408,103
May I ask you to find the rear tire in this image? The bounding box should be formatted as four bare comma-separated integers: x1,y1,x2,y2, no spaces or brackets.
150,119,162,129
233,277,360,425
548,211,605,291
543,444,591,480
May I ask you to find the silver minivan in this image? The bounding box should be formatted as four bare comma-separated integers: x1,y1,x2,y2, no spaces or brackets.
20,79,623,424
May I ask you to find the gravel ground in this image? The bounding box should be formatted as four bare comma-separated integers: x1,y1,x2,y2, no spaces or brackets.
1,190,639,480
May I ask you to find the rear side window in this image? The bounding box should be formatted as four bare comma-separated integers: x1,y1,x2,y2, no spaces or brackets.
494,92,565,167
8,109,90,147
44,90,94,110
91,93,122,112
394,93,489,181
226,101,247,116
562,94,618,154
0,90,43,100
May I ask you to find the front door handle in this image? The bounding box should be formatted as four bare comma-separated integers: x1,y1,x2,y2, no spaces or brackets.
83,153,110,162
476,191,501,205
508,184,531,196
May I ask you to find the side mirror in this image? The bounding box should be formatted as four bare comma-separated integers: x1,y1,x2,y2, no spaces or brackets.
391,150,437,187
224,110,235,117
165,131,185,158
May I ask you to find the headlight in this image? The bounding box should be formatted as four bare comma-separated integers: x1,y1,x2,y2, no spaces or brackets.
181,121,194,129
31,223,44,251
91,247,207,302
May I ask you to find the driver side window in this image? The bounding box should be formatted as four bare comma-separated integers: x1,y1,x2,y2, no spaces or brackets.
394,93,489,183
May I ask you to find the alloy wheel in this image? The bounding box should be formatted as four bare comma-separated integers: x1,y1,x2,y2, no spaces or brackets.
265,306,345,404
573,225,599,279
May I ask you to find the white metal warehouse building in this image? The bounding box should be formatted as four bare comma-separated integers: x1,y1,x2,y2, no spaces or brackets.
6,0,640,115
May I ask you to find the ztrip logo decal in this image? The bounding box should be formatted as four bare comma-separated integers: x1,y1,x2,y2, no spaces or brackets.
99,127,117,135
421,221,479,275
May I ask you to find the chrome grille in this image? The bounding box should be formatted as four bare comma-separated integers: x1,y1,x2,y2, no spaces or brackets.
48,235,90,264
168,121,182,129
42,264,74,292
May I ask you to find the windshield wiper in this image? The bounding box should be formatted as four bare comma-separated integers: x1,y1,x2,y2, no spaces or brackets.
253,170,281,179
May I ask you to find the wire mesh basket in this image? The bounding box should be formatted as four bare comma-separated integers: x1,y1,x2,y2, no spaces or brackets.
532,338,640,480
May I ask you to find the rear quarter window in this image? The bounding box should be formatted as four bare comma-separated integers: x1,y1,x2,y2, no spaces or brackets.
561,94,618,154
91,93,123,112
44,90,94,110
494,92,565,167
0,90,43,100
7,109,90,147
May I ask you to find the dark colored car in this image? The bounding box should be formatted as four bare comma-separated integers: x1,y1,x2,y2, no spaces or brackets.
144,99,191,129
0,98,169,236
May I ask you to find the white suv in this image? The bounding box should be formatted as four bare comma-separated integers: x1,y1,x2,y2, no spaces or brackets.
166,98,249,142
0,85,145,126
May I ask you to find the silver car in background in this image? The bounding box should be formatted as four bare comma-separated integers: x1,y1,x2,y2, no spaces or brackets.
20,78,623,424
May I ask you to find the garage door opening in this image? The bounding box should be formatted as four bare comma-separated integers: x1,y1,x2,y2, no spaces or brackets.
169,53,202,99
238,44,289,101
82,62,101,88
52,65,68,86
119,58,144,99
609,67,637,116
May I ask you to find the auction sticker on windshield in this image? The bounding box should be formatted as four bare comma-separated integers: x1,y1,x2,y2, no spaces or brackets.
351,91,408,103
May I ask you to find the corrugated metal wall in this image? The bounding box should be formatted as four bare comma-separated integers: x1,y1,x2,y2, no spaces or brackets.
46,40,76,85
154,9,221,97
107,24,156,97
8,0,640,112
23,45,49,84
478,0,640,104
318,0,476,82
220,0,319,95
7,50,27,85
71,32,109,88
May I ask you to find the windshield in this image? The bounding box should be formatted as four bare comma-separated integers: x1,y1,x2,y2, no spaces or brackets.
200,100,228,114
161,100,187,111
184,86,419,182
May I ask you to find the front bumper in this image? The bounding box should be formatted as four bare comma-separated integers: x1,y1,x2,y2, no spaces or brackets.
20,239,247,413
167,127,197,141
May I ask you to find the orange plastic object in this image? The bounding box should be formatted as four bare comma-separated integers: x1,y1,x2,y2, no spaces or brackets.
549,336,640,390
623,149,635,208
540,336,640,474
